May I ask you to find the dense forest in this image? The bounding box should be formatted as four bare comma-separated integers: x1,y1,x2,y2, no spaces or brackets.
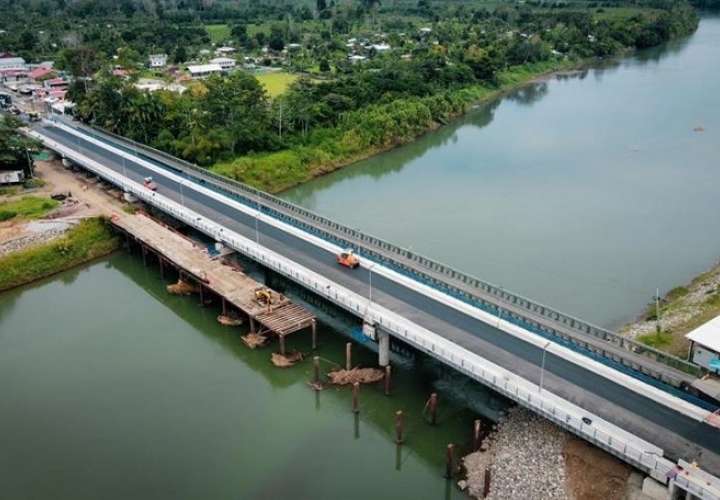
0,0,702,191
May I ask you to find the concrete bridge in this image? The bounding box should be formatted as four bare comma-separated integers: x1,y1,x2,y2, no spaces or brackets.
29,117,720,499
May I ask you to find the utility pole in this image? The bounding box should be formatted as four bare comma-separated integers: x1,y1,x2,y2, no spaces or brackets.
655,287,661,336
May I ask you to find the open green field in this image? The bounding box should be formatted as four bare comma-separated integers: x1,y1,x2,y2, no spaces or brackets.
205,24,231,44
255,72,299,98
0,196,58,221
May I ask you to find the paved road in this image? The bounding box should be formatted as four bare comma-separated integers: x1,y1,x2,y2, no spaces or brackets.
38,124,720,475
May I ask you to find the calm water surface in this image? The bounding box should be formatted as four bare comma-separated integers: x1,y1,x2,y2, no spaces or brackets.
0,254,484,499
285,16,720,327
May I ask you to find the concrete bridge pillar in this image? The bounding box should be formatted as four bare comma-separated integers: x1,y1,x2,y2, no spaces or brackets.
378,330,390,367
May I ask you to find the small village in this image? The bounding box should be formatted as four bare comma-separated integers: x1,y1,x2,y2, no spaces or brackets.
0,24,436,119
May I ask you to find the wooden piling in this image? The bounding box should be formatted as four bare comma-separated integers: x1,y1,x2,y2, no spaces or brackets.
221,297,227,316
473,419,482,451
384,365,392,396
429,393,438,425
345,342,352,371
141,244,147,266
445,443,455,479
198,283,204,306
313,356,320,384
159,257,164,279
249,316,255,333
279,334,286,356
395,410,404,444
352,382,360,413
483,466,491,498
311,319,317,350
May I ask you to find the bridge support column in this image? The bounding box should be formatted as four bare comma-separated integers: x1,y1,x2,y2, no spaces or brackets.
378,330,390,367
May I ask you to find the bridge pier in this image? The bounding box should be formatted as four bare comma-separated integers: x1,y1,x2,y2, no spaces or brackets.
378,330,390,367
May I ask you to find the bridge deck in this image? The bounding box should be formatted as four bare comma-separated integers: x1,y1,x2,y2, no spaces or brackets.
110,211,314,337
36,122,720,478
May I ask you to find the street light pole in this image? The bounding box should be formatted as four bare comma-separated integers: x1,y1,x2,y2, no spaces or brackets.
539,341,551,393
254,190,261,245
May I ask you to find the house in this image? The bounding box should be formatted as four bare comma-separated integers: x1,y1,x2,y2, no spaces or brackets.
28,66,55,82
348,55,367,64
209,57,236,71
0,57,27,81
371,43,391,52
148,54,168,68
187,63,223,78
0,169,25,186
0,56,26,71
686,316,720,372
215,46,236,56
44,77,68,89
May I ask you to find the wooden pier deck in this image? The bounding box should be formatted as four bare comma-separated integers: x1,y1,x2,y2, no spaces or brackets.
110,212,316,341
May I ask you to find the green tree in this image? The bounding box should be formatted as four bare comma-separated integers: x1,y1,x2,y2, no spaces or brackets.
173,45,187,64
269,26,285,51
201,72,272,154
0,116,41,178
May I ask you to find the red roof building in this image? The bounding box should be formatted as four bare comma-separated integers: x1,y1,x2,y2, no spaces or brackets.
29,66,54,81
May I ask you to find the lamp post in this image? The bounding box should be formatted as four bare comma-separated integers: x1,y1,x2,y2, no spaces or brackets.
253,189,261,245
368,262,377,303
539,341,551,393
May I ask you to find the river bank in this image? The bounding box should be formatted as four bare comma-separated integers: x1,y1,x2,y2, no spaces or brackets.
458,407,634,500
211,22,701,197
211,59,584,194
621,259,720,358
0,161,122,292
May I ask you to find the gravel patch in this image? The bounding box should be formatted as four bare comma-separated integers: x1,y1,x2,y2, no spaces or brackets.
460,407,570,499
0,220,73,256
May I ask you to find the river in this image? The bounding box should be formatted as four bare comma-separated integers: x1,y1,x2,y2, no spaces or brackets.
0,254,490,499
285,15,720,328
1,16,718,500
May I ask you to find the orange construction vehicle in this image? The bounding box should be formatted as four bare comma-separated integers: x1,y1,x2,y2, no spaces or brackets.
337,249,360,269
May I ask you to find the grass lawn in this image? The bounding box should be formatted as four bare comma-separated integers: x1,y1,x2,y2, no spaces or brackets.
206,24,231,44
0,196,59,221
256,72,299,98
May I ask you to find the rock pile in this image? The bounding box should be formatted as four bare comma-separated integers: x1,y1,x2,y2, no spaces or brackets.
461,407,570,500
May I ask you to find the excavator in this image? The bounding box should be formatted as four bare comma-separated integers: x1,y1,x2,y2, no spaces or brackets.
336,249,360,269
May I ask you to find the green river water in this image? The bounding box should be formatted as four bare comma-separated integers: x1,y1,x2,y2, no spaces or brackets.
2,16,720,500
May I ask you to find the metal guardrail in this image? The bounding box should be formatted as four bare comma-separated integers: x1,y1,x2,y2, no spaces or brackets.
48,117,705,382
37,133,720,499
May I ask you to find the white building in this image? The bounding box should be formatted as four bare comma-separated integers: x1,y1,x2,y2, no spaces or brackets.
686,315,720,372
348,55,367,64
209,57,236,71
0,170,25,185
371,43,391,52
0,57,26,71
148,54,168,68
215,46,236,56
187,63,223,79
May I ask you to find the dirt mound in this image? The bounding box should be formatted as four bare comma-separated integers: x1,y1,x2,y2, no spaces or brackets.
564,437,630,500
241,332,268,349
217,314,243,326
272,351,304,368
167,280,199,295
328,367,384,385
